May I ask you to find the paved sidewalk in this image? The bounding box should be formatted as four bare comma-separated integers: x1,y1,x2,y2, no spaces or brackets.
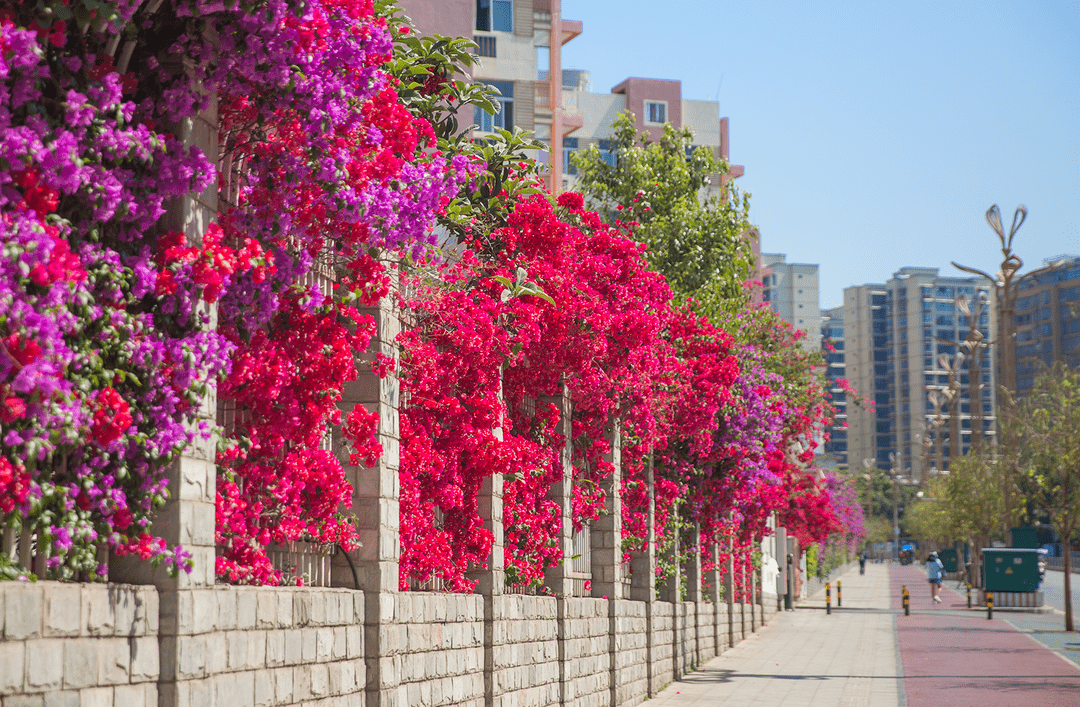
648,563,901,706
648,562,1080,706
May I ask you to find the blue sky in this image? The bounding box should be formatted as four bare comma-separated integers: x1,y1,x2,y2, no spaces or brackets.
562,0,1079,309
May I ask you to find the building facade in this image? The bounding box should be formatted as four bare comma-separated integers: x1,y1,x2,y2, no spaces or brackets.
398,0,582,191
760,253,821,351
560,70,743,195
820,306,847,468
1014,255,1080,394
842,268,995,482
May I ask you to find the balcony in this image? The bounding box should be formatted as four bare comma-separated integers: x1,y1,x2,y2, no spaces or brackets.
474,35,496,58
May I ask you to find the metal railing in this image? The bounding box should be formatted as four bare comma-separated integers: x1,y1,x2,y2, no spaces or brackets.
267,540,333,587
1045,556,1080,574
570,524,591,597
474,35,496,58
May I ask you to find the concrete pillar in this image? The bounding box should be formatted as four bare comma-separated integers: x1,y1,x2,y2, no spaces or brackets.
333,282,403,706
708,543,722,654
629,453,655,695
659,501,681,680
591,425,623,600
725,531,735,648
749,549,757,632
685,524,702,669
539,386,572,707
739,548,747,638
593,426,622,707
469,373,505,707
541,385,574,597
776,525,788,610
107,93,220,707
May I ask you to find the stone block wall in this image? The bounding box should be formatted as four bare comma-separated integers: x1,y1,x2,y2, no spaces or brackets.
611,600,647,707
0,581,798,707
491,595,559,707
0,582,160,707
674,602,696,677
561,598,609,707
396,593,484,707
695,601,716,665
162,586,364,707
649,601,674,692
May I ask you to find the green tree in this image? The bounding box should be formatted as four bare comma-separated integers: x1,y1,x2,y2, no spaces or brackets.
571,112,756,317
904,479,955,549
938,452,1008,587
1012,362,1080,631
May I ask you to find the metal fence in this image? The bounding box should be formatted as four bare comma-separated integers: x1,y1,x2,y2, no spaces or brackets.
1045,556,1080,574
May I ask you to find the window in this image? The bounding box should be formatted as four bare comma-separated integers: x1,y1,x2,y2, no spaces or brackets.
562,137,578,175
476,0,513,32
598,139,617,168
644,100,667,124
474,81,514,132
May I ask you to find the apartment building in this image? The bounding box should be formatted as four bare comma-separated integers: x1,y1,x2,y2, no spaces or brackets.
820,306,847,468
398,0,582,191
760,253,821,350
559,70,744,195
1014,255,1080,393
842,268,995,482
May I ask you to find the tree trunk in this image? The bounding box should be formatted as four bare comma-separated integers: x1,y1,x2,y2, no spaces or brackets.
1064,530,1074,632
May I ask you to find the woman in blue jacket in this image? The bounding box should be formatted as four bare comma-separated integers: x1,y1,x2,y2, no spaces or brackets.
926,551,945,603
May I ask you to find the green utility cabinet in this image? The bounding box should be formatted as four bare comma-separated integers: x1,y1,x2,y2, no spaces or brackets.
939,548,959,573
983,548,1040,592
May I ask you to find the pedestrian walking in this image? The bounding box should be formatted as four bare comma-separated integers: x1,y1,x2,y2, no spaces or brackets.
859,550,867,575
926,551,945,603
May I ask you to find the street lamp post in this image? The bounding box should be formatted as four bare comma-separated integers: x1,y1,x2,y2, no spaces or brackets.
953,204,1062,526
888,452,900,562
958,292,992,455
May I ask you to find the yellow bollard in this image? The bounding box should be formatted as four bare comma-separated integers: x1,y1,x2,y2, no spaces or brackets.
826,582,831,615
837,580,842,607
902,585,909,616
987,591,993,620
966,583,972,609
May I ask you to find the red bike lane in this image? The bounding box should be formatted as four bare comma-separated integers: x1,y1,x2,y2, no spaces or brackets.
890,563,1080,706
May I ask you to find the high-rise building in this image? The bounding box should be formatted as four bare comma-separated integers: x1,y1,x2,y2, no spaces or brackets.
760,253,821,350
842,268,995,482
820,306,847,468
1014,255,1080,393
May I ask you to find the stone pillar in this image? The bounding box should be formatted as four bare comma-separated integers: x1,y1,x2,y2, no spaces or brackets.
739,550,747,638
749,549,757,632
108,93,220,707
334,286,402,706
629,453,655,695
725,532,735,648
541,385,574,597
468,372,505,707
593,426,622,707
539,386,572,707
659,502,681,680
685,524,701,669
591,426,623,600
685,524,702,602
776,524,788,611
708,543,722,655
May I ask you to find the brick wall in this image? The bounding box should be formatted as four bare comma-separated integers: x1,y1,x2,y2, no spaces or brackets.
1,583,159,706
562,598,609,707
397,593,484,707
491,595,559,707
611,599,648,706
649,601,674,691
